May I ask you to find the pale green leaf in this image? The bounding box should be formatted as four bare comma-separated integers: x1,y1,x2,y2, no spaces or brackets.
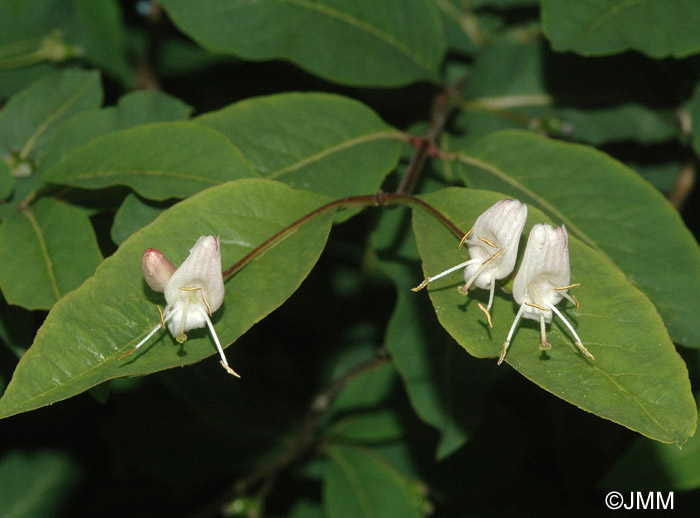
412,187,696,445
41,122,256,200
158,0,446,86
456,130,700,347
0,197,103,310
0,179,336,418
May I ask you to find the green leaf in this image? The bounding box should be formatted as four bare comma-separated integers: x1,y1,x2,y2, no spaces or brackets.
455,130,700,348
412,187,696,445
324,444,423,518
547,104,680,145
0,449,80,518
541,0,700,58
158,0,446,87
38,90,193,176
372,207,494,459
196,93,403,199
0,68,102,175
110,193,167,245
0,197,103,310
68,0,129,83
328,410,403,443
41,121,256,200
0,179,336,418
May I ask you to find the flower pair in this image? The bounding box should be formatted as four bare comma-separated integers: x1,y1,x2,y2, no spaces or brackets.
122,235,240,377
414,200,594,364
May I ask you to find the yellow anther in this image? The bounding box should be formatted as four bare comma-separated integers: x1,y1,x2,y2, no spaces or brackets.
458,227,474,249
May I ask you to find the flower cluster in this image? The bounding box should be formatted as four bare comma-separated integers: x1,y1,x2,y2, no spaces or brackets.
414,200,594,365
123,235,240,378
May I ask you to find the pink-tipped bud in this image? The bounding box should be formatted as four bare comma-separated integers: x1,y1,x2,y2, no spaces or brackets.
142,248,176,292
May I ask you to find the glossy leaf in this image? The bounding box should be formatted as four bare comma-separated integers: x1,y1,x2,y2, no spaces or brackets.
41,121,256,200
196,93,403,199
412,187,696,445
324,444,423,518
0,197,103,310
158,0,446,86
455,130,700,348
0,68,102,175
541,0,700,58
0,179,336,418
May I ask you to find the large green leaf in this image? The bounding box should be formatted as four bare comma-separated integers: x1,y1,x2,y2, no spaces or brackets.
41,121,256,200
195,93,403,199
38,90,192,176
541,0,700,58
455,130,700,348
158,0,446,86
0,68,102,176
0,197,103,310
323,444,424,518
412,187,696,445
0,179,336,419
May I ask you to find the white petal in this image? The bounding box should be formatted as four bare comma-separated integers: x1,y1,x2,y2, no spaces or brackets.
464,199,527,288
165,235,225,312
513,224,570,310
165,298,208,336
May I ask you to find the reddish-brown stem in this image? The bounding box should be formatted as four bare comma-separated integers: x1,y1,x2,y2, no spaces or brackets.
222,192,465,280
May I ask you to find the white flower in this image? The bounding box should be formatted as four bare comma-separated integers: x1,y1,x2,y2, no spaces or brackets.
122,235,239,377
413,199,527,326
499,223,594,365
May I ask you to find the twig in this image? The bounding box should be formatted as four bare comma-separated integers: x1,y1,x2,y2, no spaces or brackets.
396,74,467,194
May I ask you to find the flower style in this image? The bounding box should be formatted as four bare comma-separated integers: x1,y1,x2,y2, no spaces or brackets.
413,199,527,326
499,223,594,365
122,235,240,377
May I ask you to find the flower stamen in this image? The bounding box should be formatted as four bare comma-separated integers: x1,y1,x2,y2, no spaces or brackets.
523,301,549,312
157,305,165,329
477,236,499,249
457,227,474,249
412,258,478,292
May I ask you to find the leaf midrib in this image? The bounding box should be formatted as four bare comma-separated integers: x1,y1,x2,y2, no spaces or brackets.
267,130,403,178
284,0,436,71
